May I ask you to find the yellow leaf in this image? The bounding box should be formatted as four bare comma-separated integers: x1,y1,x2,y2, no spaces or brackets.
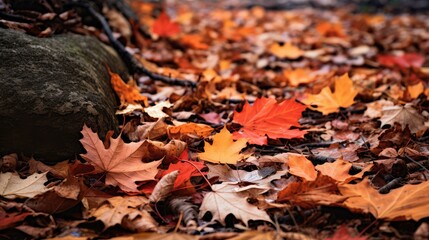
301,73,358,115
339,179,429,221
198,126,247,164
287,154,317,181
407,81,424,99
269,42,303,59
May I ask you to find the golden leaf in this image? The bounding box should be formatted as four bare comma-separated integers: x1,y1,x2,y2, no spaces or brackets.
198,126,247,164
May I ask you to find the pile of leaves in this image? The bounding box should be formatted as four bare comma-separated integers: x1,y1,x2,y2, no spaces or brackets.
2,1,429,239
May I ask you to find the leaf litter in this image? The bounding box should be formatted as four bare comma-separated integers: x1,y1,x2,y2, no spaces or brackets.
2,1,429,239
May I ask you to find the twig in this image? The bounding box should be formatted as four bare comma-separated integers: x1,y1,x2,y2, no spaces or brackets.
67,2,196,88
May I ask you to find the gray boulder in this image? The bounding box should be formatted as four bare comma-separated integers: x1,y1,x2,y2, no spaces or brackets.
0,28,127,163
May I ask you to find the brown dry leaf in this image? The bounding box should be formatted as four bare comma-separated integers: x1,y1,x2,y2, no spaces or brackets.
287,154,317,181
109,68,148,106
168,123,213,140
301,74,358,115
111,232,198,240
149,170,179,202
316,159,371,183
80,125,162,193
364,99,394,118
339,179,429,220
90,196,157,231
228,231,278,240
198,126,248,164
199,183,272,226
277,175,347,208
380,104,427,134
283,68,317,87
0,172,51,199
269,42,303,59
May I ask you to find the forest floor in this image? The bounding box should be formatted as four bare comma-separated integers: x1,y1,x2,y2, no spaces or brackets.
2,1,429,239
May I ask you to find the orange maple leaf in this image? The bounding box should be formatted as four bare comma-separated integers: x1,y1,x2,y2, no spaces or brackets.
79,125,161,193
109,69,148,106
339,179,429,221
233,98,306,145
287,154,317,181
152,11,180,37
283,68,317,87
277,174,347,208
301,73,358,115
198,126,247,164
269,42,303,59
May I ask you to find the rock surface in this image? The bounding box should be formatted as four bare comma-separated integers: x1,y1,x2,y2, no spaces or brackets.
0,28,127,163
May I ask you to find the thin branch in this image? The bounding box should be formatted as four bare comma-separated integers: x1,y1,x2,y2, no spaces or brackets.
67,2,196,88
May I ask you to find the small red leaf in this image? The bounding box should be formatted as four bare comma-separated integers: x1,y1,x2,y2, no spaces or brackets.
152,11,180,37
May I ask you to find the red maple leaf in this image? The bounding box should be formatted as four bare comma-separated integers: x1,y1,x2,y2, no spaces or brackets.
232,97,306,145
162,149,206,192
377,53,425,69
152,11,180,37
326,225,367,240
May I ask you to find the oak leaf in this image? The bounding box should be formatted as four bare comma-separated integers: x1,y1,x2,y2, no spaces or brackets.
109,69,148,106
269,42,303,59
233,97,306,145
380,104,426,134
339,179,429,220
90,196,157,230
287,154,317,181
301,73,358,115
152,11,180,37
199,183,272,226
79,125,162,193
0,172,51,199
198,126,247,164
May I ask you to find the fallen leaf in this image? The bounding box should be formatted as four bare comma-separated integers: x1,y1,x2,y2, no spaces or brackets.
0,211,32,230
277,175,346,208
287,154,317,181
0,172,51,199
162,160,206,192
269,42,303,59
79,125,162,193
233,98,306,145
90,196,157,231
283,68,317,87
149,171,179,202
180,34,209,50
199,183,272,226
198,126,247,164
377,53,425,69
316,159,369,183
407,81,425,99
380,104,426,134
144,101,173,118
326,225,367,240
339,179,429,220
168,123,213,140
364,99,394,118
301,73,358,115
316,22,347,38
109,69,148,106
152,11,180,37
111,232,198,240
